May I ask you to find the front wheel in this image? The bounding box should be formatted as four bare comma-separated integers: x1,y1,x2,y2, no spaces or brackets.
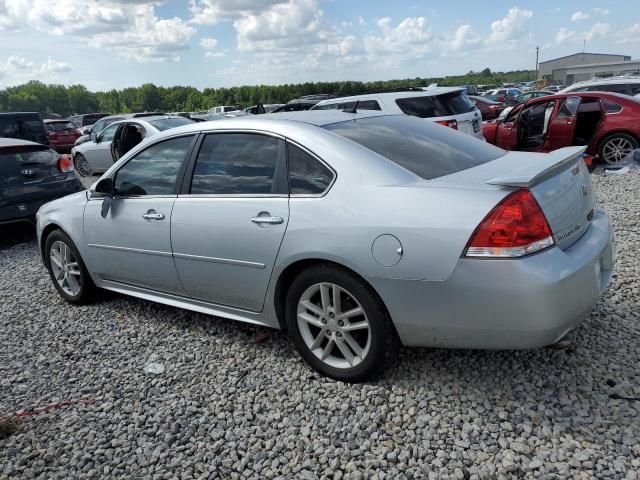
598,133,638,165
73,153,94,177
44,229,96,304
285,264,399,382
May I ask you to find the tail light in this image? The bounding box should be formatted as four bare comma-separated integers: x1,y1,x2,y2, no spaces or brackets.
435,119,458,130
57,155,74,173
465,189,554,258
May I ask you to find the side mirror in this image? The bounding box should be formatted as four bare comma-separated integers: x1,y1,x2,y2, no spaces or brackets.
91,132,98,142
82,128,90,135
95,178,116,218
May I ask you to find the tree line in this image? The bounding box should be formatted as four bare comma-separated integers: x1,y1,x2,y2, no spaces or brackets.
0,68,534,116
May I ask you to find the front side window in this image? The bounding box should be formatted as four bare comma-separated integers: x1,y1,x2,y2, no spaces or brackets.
98,123,120,142
288,143,334,195
114,135,193,196
558,97,580,118
190,133,285,195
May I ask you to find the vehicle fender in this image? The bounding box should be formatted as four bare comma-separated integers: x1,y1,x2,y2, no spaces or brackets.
36,191,89,262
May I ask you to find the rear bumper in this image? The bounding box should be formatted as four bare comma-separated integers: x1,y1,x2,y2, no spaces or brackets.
0,177,84,224
370,209,615,349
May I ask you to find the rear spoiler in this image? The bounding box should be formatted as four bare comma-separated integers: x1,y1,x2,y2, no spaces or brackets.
487,146,587,188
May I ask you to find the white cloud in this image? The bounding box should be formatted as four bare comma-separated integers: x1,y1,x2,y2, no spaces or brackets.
594,8,610,15
555,28,576,44
364,17,433,56
189,0,282,25
571,11,590,22
448,24,482,52
357,16,366,26
7,55,34,70
487,7,533,44
234,0,331,53
585,22,610,41
200,37,218,49
620,23,640,44
41,57,72,73
0,1,195,62
205,51,226,58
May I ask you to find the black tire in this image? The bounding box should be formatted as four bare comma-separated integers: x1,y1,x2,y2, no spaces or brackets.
285,264,399,382
73,153,93,177
597,133,638,165
44,229,96,304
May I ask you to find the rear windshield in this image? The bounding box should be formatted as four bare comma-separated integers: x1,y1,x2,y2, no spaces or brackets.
46,121,76,131
81,114,109,126
0,146,56,180
324,115,506,180
0,116,49,145
396,91,476,118
148,117,195,131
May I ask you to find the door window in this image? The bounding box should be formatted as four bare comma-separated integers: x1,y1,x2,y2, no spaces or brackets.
287,144,334,195
557,97,580,118
98,123,120,142
114,135,193,196
190,133,286,195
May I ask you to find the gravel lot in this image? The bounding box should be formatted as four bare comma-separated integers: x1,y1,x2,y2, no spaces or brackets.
1,171,639,479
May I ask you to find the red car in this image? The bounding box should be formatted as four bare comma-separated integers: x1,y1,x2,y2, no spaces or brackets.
43,119,81,152
469,95,506,120
482,92,640,166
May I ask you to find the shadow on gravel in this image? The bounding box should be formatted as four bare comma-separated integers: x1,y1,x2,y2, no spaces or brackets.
0,223,37,250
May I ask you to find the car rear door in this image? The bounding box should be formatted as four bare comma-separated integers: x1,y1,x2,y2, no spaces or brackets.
547,97,579,151
83,135,196,293
170,132,289,312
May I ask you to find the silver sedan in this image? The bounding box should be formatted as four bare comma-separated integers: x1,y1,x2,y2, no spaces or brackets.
36,112,615,382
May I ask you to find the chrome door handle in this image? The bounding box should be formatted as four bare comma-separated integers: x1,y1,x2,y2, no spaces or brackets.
142,212,165,220
251,216,284,225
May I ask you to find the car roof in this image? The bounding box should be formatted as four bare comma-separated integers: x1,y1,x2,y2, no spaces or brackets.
521,91,639,104
568,78,640,87
0,137,48,148
313,87,465,107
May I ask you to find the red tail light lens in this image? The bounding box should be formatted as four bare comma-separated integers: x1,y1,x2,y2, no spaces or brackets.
465,190,554,258
58,155,74,173
435,119,458,130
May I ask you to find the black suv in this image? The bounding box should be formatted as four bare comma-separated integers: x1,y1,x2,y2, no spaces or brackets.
0,112,51,146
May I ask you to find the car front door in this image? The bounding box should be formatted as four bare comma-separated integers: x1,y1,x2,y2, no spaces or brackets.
547,97,580,151
170,132,289,312
82,123,120,172
84,135,196,293
495,104,522,150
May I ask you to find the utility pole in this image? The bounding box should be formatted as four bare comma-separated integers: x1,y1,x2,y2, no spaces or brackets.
535,46,539,80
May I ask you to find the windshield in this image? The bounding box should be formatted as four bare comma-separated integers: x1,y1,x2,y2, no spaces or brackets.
324,115,506,180
396,91,476,118
46,121,76,131
149,117,195,131
223,106,238,112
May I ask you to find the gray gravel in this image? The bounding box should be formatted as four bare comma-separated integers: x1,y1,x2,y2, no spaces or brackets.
1,172,639,479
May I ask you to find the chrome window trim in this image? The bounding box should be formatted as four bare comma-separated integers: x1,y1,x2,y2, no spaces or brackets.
286,139,337,198
176,194,288,199
88,194,178,201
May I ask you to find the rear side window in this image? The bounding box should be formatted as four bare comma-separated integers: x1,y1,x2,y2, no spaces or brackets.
324,115,505,180
190,133,286,195
396,91,474,118
287,143,334,195
115,136,193,196
602,100,623,113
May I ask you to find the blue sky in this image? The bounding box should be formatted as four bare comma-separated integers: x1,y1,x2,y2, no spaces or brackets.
0,0,638,91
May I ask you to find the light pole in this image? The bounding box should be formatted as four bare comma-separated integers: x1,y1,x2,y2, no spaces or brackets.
535,46,539,81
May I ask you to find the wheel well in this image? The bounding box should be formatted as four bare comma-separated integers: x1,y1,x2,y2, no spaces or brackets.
39,224,62,262
273,259,389,330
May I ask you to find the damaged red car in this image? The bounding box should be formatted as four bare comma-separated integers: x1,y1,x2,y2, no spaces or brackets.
482,92,640,166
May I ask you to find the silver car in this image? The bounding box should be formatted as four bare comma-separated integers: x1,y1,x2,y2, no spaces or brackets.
71,116,194,176
36,112,615,382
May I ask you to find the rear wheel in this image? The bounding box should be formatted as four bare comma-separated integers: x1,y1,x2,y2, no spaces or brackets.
44,230,96,304
73,153,93,177
285,264,399,382
598,133,638,165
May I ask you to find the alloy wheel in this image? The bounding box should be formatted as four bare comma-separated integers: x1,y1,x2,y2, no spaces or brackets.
297,282,371,369
74,155,94,176
602,137,635,164
49,240,82,296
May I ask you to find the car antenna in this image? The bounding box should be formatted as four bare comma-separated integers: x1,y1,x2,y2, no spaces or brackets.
343,100,359,113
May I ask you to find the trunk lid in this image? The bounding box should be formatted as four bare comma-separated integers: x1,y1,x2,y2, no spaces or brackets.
434,146,596,250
